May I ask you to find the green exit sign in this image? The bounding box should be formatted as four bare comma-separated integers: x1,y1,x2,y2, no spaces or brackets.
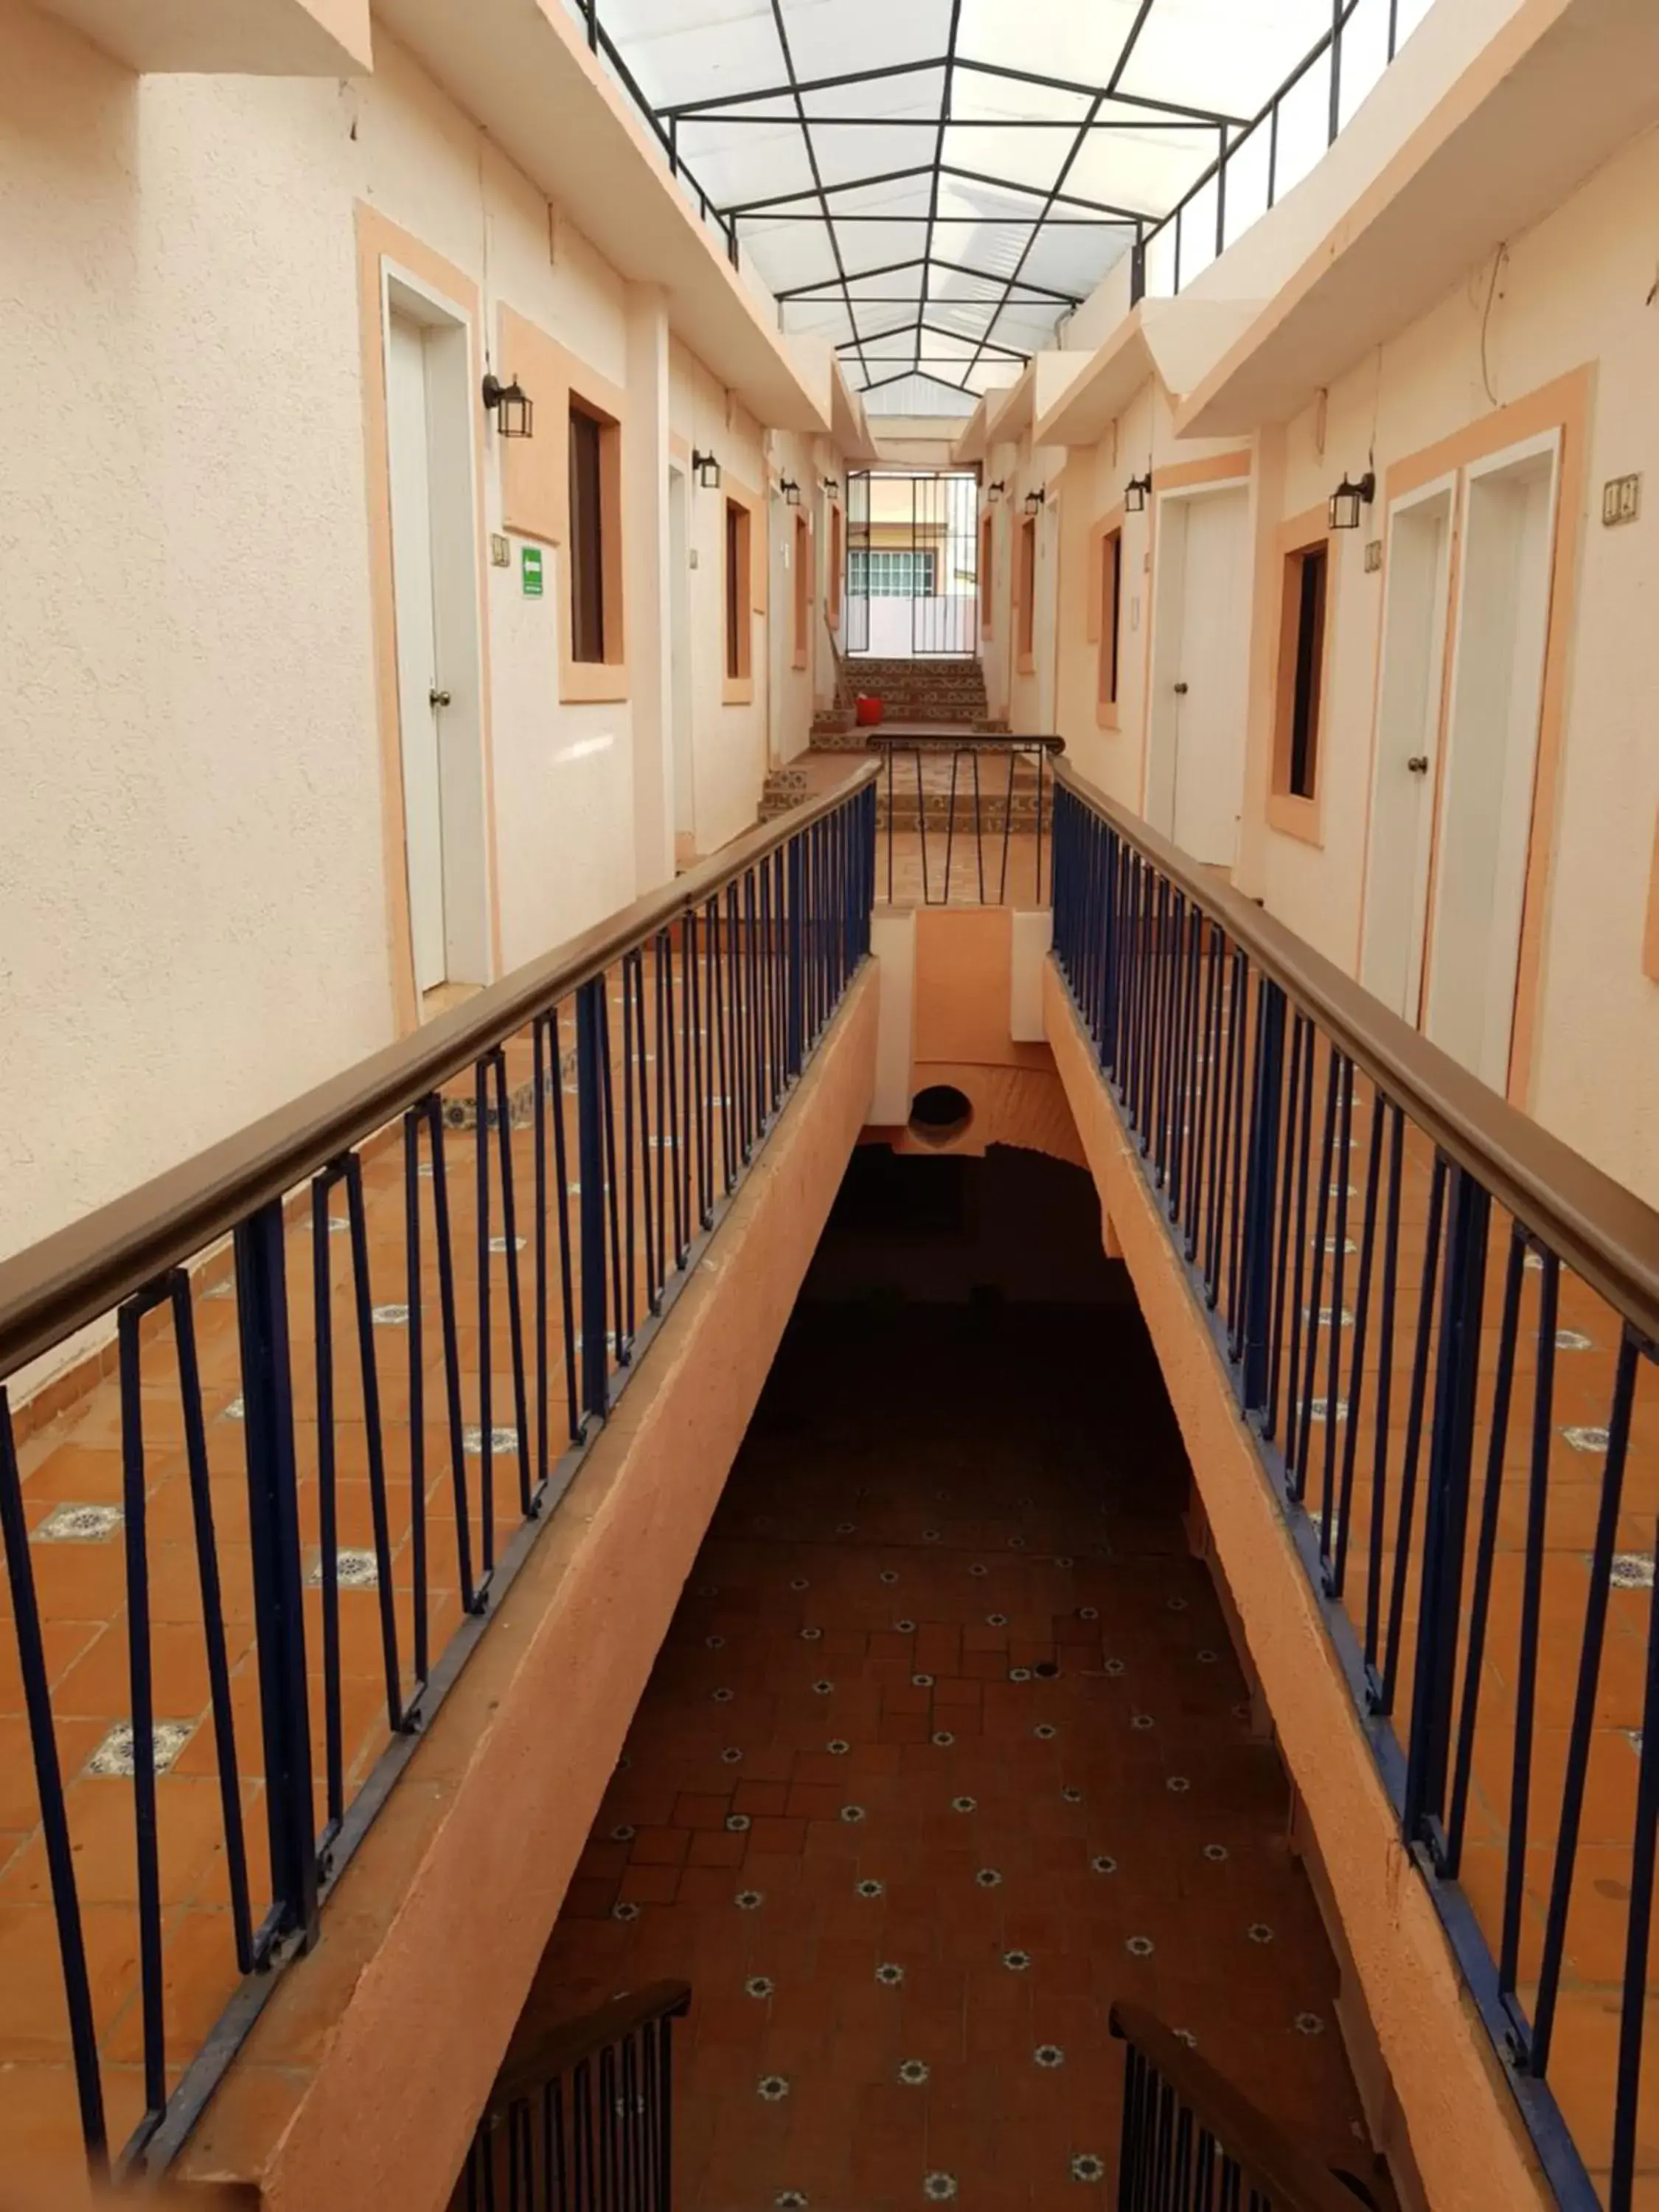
521,544,544,597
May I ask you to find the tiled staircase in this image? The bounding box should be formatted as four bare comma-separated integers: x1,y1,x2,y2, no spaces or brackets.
810,655,1010,745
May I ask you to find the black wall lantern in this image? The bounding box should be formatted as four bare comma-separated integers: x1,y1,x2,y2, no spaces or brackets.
1023,485,1046,516
692,448,723,490
1124,472,1152,513
481,372,533,438
779,476,801,507
986,480,1006,504
1328,470,1376,531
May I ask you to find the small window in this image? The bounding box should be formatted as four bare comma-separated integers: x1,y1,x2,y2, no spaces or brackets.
725,498,751,683
1099,526,1123,708
1017,515,1037,664
793,512,810,668
979,512,994,636
1276,540,1329,801
828,502,844,628
568,406,605,665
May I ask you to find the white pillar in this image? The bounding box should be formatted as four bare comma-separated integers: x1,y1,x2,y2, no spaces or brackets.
625,284,674,893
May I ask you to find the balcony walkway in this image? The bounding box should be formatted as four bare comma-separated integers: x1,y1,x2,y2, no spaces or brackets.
521,1302,1374,2211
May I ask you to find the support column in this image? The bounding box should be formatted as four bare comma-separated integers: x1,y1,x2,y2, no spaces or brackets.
624,284,674,894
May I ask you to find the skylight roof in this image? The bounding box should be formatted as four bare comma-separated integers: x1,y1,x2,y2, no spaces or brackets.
574,0,1431,411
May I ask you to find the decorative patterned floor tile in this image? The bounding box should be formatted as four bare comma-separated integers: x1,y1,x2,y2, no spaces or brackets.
525,1308,1372,2207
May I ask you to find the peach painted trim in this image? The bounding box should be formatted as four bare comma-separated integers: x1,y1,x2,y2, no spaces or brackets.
1645,815,1659,982
669,431,690,464
1153,448,1251,494
1368,366,1592,1107
355,204,502,1034
1265,503,1334,849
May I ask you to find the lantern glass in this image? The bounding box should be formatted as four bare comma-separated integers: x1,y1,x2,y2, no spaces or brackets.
1124,475,1150,514
499,386,532,439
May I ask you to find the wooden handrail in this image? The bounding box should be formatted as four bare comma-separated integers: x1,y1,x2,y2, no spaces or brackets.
866,731,1064,751
487,1981,691,2115
1056,757,1659,1350
0,762,877,1381
1110,2003,1371,2212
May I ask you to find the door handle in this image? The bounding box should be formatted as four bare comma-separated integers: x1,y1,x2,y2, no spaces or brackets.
1173,681,1189,695
429,687,453,709
1406,754,1430,774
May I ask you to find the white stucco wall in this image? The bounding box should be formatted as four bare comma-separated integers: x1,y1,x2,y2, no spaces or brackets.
0,1,822,1281
0,2,389,1263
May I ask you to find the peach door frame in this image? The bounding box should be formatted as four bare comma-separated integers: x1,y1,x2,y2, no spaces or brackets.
1352,366,1591,1110
355,203,502,1037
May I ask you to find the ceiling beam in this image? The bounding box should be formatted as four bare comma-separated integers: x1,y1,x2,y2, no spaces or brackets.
963,0,1158,381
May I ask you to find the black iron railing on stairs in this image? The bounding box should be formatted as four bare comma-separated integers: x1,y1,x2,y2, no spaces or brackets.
459,1980,692,2212
0,768,874,2180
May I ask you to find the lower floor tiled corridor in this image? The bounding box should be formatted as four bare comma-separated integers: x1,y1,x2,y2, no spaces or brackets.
526,1292,1377,2210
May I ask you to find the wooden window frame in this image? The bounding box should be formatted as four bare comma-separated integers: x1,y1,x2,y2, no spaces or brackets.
560,381,627,704
979,512,994,637
1096,519,1124,729
1267,510,1335,844
1015,514,1037,674
568,405,606,667
827,501,843,630
722,487,758,706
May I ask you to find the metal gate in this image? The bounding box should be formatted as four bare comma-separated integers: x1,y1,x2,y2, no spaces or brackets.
844,470,979,659
845,468,871,655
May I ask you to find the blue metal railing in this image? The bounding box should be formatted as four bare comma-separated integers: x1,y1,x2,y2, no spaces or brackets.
0,766,875,2177
1053,765,1659,2212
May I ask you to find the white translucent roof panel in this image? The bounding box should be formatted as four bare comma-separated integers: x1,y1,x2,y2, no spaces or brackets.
585,0,1413,395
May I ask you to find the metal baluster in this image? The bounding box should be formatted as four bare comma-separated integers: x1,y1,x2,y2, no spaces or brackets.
1444,1222,1525,1871
341,1158,405,1721
622,961,639,1353
1,1391,108,2162
1500,1247,1557,2023
1332,1088,1385,1598
475,1060,495,1583
1290,1046,1338,1498
576,980,611,1427
425,1105,477,1609
405,1109,430,1686
598,988,625,1370
546,1012,581,1443
1363,1104,1405,1688
1404,1161,1492,1859
1531,1329,1641,2070
1263,1010,1308,1444
1380,1152,1447,1715
235,1201,319,1944
532,1016,552,1495
311,1179,345,1832
1611,1509,1659,2212
1318,1057,1355,1554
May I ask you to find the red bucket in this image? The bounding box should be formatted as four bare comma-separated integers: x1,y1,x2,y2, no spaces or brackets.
855,695,885,727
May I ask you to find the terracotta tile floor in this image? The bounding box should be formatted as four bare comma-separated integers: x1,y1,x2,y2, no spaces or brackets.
520,1305,1375,2211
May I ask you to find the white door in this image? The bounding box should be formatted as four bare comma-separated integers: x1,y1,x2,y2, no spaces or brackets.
1150,487,1251,864
1424,434,1559,1091
386,311,447,994
1360,481,1454,1022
